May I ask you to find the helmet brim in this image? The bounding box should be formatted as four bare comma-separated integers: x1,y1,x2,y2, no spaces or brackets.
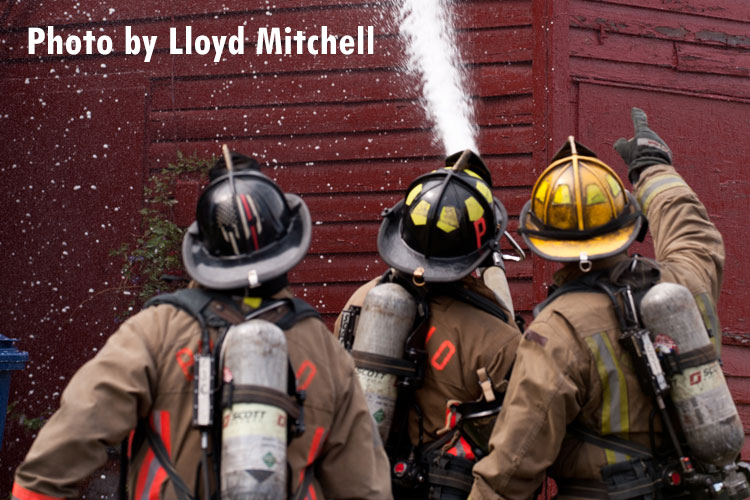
377,198,508,283
519,192,642,262
182,193,312,290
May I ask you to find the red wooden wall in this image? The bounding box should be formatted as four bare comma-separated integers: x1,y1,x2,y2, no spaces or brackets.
0,0,748,496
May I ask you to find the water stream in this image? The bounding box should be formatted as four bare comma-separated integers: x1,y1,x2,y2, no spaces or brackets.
398,0,478,155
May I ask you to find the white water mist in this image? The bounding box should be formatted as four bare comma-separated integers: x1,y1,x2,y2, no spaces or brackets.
398,0,478,155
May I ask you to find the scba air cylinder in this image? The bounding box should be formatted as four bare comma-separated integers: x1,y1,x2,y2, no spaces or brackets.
220,320,288,500
353,283,416,440
640,282,744,466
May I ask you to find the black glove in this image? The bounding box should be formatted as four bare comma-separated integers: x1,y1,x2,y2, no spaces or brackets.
613,107,672,184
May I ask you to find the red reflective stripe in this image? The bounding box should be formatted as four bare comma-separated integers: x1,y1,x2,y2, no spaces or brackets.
299,426,327,485
240,195,260,250
147,411,171,500
159,411,172,454
134,448,155,500
459,437,475,460
128,429,136,458
307,484,318,500
431,340,456,370
425,326,436,345
11,484,62,500
295,360,317,391
444,406,458,430
149,469,168,500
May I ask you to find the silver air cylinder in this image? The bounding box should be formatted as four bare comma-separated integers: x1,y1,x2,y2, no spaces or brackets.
220,320,288,500
640,282,743,466
353,283,416,440
482,266,514,317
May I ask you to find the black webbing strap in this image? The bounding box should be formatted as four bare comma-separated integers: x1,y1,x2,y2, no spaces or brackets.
291,465,316,500
556,479,610,499
447,285,509,324
351,350,418,379
119,439,128,500
221,383,301,420
678,344,717,369
567,424,652,460
558,473,661,500
137,419,196,500
426,467,473,493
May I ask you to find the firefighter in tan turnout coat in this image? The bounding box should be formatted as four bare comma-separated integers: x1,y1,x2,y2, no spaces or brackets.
13,156,391,500
470,109,730,500
337,151,521,499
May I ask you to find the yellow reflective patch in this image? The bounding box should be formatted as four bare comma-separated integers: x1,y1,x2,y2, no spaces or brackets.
405,184,422,206
410,200,430,226
464,169,481,179
535,180,550,203
606,174,622,197
586,184,606,205
464,196,484,222
475,180,493,204
243,297,262,309
552,184,571,204
436,206,459,233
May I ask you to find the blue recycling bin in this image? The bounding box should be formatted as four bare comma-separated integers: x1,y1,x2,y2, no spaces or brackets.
0,334,29,450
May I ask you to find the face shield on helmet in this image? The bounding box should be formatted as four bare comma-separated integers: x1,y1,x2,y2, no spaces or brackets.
518,136,643,269
378,150,508,283
182,169,311,290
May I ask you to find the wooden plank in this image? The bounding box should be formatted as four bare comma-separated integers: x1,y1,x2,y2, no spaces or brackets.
723,345,750,378
267,155,538,194
570,28,675,69
4,0,379,28
571,58,750,101
148,64,531,110
150,95,532,141
579,0,750,24
4,0,531,32
570,0,750,48
3,15,531,71
148,126,535,166
676,44,750,77
728,377,750,405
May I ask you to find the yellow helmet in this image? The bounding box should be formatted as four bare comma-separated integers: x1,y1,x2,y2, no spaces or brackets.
519,136,643,267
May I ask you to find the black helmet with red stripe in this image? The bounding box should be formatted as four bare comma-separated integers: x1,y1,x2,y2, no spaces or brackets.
182,169,311,290
378,150,508,283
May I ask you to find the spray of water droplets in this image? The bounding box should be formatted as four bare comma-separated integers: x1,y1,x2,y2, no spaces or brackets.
398,0,478,155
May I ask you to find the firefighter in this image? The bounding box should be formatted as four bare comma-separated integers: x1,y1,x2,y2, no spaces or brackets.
12,154,392,500
336,151,522,499
470,108,728,499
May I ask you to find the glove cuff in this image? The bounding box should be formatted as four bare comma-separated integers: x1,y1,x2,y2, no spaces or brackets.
628,155,672,183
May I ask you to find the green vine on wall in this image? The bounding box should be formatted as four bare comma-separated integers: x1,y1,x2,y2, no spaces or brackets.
110,151,213,310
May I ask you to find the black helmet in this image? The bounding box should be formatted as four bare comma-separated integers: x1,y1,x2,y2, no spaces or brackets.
182,170,311,290
378,150,508,283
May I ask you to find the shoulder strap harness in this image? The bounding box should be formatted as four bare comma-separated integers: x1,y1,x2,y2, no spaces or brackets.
125,289,319,500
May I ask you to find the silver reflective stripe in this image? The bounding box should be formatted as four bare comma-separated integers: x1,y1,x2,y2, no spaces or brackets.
140,410,166,500
584,333,630,464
